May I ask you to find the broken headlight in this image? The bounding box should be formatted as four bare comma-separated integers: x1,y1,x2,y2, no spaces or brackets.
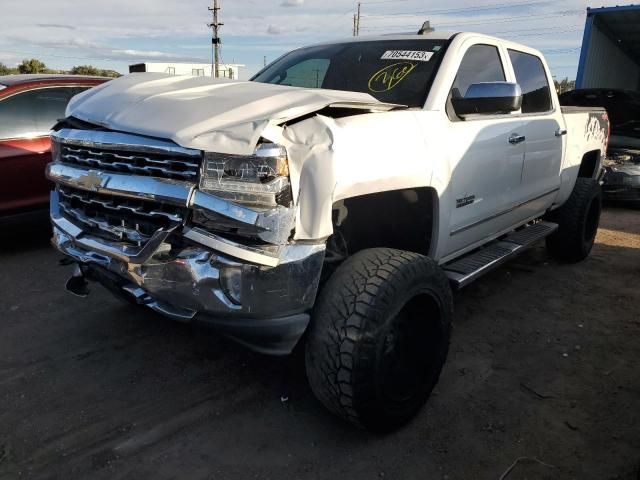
200,143,292,208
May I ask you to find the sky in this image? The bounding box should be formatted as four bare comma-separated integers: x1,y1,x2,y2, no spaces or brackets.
0,0,628,80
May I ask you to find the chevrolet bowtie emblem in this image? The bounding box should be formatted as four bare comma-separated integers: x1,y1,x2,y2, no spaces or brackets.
77,171,104,192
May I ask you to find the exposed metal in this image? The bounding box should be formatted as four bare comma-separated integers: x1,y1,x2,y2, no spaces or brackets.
52,223,324,327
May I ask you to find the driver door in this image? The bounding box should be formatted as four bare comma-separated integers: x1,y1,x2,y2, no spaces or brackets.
443,44,526,257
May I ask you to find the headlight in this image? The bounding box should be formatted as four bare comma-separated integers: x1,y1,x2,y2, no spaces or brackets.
200,143,292,208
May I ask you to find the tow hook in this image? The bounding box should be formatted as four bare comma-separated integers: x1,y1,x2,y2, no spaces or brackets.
65,264,90,297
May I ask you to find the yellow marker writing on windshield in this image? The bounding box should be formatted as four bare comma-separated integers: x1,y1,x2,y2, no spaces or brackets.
368,62,416,93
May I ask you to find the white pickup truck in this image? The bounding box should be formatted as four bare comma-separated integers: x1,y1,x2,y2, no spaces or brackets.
47,30,608,431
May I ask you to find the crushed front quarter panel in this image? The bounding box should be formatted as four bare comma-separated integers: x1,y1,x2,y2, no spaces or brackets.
261,111,434,240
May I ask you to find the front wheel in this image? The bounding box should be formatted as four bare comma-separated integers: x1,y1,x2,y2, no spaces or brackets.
305,248,453,432
545,177,602,263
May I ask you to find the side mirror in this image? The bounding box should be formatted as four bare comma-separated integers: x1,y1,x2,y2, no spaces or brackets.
452,82,522,116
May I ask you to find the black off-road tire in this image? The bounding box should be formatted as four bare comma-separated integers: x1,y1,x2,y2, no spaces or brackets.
545,178,602,263
305,248,453,432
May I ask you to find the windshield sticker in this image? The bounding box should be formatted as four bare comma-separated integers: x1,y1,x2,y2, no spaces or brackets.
381,50,433,62
368,62,416,93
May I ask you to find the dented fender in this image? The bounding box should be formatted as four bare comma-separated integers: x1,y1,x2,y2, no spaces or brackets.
262,111,435,240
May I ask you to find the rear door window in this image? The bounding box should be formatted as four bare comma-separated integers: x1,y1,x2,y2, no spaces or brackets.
508,50,552,113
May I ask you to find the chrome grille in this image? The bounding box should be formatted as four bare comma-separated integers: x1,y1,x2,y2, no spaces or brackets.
58,186,186,244
59,144,201,181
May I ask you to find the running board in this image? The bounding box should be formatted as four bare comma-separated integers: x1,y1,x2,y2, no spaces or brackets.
443,221,558,289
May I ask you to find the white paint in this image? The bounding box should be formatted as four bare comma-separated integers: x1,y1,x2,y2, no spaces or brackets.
65,32,608,262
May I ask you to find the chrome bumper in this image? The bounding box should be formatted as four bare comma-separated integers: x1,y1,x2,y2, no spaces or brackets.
47,130,324,355
51,191,324,354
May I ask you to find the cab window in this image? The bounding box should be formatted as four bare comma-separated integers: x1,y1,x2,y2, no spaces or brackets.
451,44,506,98
508,50,552,113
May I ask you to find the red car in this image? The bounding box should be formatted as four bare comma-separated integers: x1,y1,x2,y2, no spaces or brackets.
0,74,108,224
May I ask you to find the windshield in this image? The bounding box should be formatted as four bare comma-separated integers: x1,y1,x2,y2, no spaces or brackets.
251,40,449,107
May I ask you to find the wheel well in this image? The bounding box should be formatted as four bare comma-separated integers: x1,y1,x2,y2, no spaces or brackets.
327,188,437,262
578,150,600,178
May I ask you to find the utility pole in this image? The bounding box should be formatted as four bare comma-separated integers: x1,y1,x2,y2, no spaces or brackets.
356,2,361,36
353,14,357,36
264,55,267,67
208,0,223,78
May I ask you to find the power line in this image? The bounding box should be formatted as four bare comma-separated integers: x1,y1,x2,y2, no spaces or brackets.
541,47,581,55
439,9,583,27
359,0,410,4
499,28,582,38
361,0,552,18
359,9,583,31
491,24,583,35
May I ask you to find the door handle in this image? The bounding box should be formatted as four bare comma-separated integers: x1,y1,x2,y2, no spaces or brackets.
509,134,525,145
555,129,568,137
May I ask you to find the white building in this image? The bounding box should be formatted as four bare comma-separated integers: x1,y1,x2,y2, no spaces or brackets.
129,62,244,80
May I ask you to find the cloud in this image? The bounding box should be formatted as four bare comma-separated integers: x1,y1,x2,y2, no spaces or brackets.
266,25,283,35
36,23,76,30
0,0,605,79
110,49,178,58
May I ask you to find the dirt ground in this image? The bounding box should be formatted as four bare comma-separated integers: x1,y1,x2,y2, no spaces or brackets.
0,206,638,480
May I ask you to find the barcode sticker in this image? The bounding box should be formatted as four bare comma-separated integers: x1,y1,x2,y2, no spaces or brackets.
381,50,433,62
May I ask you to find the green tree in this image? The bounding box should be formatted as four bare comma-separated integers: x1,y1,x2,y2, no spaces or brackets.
0,62,13,75
18,58,47,74
99,69,122,78
554,77,577,95
70,65,101,76
70,65,121,77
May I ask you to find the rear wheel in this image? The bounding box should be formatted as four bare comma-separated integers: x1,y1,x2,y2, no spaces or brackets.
545,177,602,263
305,248,453,432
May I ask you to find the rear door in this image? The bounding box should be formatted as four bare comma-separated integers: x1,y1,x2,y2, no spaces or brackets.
443,43,526,256
0,86,86,213
507,49,564,217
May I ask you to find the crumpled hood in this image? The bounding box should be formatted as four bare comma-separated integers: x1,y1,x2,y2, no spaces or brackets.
67,73,400,155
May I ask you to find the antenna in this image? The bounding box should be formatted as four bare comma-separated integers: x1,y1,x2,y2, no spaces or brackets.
418,21,434,35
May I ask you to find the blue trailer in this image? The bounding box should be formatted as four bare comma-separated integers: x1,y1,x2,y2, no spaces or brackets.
576,4,640,90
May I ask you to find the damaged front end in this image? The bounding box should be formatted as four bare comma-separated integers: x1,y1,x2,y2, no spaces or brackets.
47,128,325,355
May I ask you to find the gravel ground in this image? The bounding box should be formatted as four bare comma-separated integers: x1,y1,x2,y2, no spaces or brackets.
0,206,638,480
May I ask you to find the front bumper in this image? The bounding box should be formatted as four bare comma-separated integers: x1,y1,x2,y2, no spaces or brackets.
52,203,324,354
47,129,325,355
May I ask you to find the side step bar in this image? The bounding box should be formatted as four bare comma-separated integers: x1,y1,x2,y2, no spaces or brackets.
443,221,558,289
